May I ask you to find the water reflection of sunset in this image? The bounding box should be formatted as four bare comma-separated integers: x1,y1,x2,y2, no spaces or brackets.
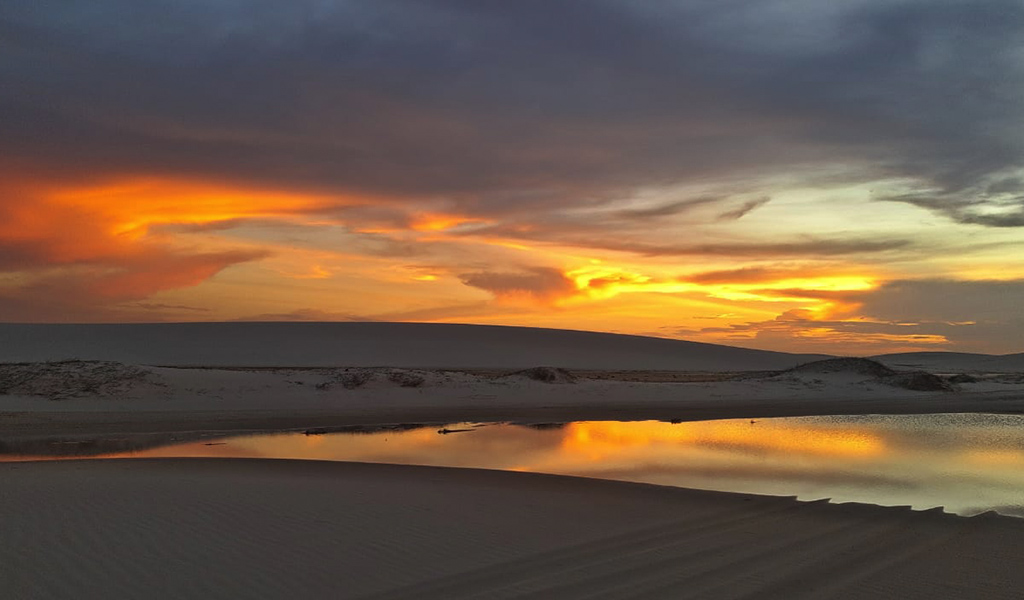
5,415,1024,516
560,421,886,461
963,449,1024,467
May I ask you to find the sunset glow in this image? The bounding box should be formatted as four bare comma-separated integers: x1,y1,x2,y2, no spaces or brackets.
10,416,1023,517
3,1,1023,354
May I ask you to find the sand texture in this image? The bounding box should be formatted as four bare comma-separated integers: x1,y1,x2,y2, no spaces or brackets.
2,458,1022,600
3,323,1024,599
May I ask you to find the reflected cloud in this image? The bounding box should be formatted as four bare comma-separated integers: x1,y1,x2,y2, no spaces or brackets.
7,415,1024,516
557,421,886,462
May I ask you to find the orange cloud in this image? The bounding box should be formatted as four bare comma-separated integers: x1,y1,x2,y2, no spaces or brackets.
0,176,340,268
0,175,329,317
83,250,270,300
410,213,491,232
0,248,268,321
0,169,1008,356
564,264,877,306
50,177,338,238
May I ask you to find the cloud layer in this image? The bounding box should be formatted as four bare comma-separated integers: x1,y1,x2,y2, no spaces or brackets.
2,1,1023,352
4,1,1022,209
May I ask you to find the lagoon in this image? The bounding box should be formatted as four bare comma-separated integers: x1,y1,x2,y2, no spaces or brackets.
6,413,1024,517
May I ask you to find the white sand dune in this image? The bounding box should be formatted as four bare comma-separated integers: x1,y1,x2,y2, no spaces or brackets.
5,321,1021,375
2,359,1024,439
0,322,827,370
2,459,1022,600
2,351,1024,441
4,323,1024,599
874,351,1024,373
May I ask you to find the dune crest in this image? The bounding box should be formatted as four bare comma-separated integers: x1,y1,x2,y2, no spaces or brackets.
0,322,826,370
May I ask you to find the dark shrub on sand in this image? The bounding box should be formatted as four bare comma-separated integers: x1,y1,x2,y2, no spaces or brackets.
504,367,576,384
783,357,896,378
387,371,426,388
885,371,957,392
316,369,373,390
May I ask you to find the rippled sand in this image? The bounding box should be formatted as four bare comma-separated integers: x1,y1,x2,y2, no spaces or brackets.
3,459,1023,599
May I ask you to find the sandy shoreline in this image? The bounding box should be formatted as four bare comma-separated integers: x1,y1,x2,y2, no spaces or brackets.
4,389,1024,440
2,458,1022,599
5,389,1024,599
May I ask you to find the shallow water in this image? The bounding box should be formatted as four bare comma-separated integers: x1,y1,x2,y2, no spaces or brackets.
7,413,1024,517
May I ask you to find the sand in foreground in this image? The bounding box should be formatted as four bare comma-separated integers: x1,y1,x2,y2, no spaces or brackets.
2,459,1022,600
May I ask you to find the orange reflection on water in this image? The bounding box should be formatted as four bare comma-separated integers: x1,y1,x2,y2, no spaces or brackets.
560,421,886,462
6,416,1024,517
963,449,1024,467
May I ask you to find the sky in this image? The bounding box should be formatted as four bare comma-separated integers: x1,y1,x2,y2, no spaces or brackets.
2,0,1023,355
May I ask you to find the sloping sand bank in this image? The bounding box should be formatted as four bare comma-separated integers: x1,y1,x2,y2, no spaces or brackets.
3,459,1022,600
0,322,826,370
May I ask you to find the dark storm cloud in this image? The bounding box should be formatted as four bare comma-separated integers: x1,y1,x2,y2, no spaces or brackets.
716,197,771,221
453,206,913,256
545,236,912,258
614,197,727,220
886,193,1024,228
459,267,576,300
2,0,1023,222
609,195,771,222
859,279,1024,324
687,266,823,285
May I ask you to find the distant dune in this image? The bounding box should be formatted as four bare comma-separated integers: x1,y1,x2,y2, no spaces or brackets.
0,322,828,371
874,351,1024,373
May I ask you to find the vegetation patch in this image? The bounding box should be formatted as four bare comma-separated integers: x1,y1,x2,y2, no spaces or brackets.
503,367,577,384
0,360,154,400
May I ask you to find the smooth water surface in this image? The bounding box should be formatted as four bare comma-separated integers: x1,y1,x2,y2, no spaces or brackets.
8,413,1024,516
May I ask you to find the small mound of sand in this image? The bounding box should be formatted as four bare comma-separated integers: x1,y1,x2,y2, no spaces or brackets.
947,373,979,384
315,368,440,391
0,360,155,400
784,357,896,378
503,367,577,384
316,369,373,390
780,358,955,392
387,370,427,388
885,371,957,392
